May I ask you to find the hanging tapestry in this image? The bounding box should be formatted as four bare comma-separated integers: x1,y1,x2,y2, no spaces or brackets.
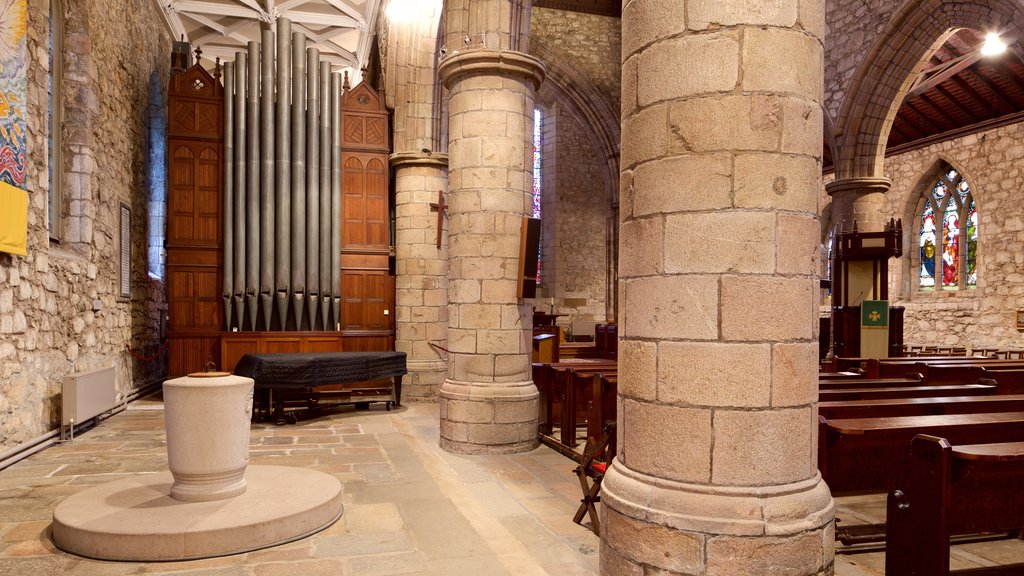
0,0,28,188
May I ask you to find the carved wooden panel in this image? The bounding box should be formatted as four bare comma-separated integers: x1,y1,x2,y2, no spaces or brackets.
169,141,220,246
339,79,392,349
167,62,225,380
219,333,344,372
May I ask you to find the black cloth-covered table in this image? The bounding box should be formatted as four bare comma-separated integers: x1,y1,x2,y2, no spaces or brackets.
233,352,408,419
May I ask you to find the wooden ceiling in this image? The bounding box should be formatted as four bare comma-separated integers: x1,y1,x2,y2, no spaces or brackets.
533,0,620,18
824,29,1024,172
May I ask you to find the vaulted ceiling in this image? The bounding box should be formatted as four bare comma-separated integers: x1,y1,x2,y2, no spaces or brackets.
153,0,381,79
825,29,1024,171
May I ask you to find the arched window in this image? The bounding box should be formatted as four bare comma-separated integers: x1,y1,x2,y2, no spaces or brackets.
532,107,542,285
918,166,978,291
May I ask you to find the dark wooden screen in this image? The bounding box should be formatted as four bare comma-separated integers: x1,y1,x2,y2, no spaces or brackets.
340,80,395,351
166,64,224,377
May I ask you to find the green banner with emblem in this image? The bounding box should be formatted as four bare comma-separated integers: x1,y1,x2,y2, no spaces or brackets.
861,300,889,329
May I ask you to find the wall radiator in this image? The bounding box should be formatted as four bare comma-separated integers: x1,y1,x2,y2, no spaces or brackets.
61,366,116,440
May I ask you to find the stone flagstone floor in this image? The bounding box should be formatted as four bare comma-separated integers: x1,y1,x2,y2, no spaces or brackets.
1,399,1023,575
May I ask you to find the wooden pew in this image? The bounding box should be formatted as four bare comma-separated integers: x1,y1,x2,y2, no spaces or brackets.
886,435,1024,576
557,363,617,447
818,376,923,390
532,360,616,439
586,373,617,455
818,371,863,380
818,383,996,402
818,411,1024,494
819,394,1024,420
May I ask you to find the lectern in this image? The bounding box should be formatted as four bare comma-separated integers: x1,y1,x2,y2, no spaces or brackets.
831,219,905,358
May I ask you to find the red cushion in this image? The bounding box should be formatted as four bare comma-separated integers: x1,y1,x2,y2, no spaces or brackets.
590,462,607,474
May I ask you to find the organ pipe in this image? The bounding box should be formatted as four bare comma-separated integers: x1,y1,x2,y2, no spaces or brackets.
291,32,307,328
319,61,331,330
306,47,321,331
259,29,275,331
246,41,260,331
232,51,246,329
221,28,342,333
222,62,234,331
275,18,292,331
330,72,342,329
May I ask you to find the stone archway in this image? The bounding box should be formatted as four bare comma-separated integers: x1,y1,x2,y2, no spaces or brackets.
833,0,1024,181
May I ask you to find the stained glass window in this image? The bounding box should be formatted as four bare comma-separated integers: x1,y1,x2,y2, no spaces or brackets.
918,167,977,291
532,108,542,285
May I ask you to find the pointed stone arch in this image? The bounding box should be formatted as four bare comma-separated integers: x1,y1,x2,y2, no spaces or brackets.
833,0,1024,180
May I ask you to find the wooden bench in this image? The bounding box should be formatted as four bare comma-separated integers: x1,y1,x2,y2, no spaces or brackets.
820,394,1024,420
818,383,996,402
818,411,1024,494
532,360,616,440
558,364,617,447
818,376,923,390
886,435,1024,575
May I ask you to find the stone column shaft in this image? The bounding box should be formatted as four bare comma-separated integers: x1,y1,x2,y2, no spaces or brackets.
604,1,834,574
826,177,893,234
436,34,545,453
391,153,450,400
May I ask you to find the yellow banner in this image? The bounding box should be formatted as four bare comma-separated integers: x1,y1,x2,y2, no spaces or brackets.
0,180,28,256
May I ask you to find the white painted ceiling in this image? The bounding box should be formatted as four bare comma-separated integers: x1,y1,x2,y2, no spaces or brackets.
154,0,381,80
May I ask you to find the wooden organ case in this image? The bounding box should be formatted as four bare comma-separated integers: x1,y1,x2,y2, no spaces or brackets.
166,63,224,375
339,79,395,352
166,61,396,378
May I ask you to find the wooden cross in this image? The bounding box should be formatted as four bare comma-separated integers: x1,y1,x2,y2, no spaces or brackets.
429,190,448,249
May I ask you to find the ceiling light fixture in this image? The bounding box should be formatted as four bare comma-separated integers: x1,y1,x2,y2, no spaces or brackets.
981,32,1007,57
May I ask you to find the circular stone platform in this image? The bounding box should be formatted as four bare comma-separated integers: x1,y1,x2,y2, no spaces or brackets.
52,465,343,561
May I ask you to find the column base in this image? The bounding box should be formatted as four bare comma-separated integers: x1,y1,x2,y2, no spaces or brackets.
600,462,835,576
438,379,539,455
402,359,448,401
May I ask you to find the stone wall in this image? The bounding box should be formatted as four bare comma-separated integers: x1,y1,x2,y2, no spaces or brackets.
0,0,171,450
882,122,1024,349
544,106,609,322
530,7,620,325
823,0,898,122
531,7,621,114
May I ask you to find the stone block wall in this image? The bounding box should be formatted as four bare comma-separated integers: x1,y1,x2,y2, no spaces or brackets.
882,122,1024,349
531,7,621,114
530,7,620,324
0,0,171,450
823,0,898,121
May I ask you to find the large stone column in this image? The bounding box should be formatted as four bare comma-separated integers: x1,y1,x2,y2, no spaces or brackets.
604,1,834,574
436,0,545,454
391,152,449,401
826,177,892,233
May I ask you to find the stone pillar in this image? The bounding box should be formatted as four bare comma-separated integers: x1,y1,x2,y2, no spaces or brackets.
826,177,892,233
436,1,545,454
605,1,834,575
391,153,450,400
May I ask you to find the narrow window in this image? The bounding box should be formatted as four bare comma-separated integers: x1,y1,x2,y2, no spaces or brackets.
918,167,977,291
532,107,542,285
48,0,63,240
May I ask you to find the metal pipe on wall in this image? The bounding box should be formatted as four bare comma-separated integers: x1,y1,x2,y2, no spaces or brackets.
306,47,321,331
318,60,331,330
246,41,260,331
233,51,247,330
259,29,275,331
223,62,235,331
290,32,307,329
275,18,292,331
330,72,342,330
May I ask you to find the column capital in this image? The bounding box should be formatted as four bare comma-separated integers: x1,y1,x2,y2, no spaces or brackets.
389,151,449,170
438,49,546,91
825,177,892,197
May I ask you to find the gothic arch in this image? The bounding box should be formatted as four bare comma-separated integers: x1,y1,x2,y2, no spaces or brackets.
529,38,620,205
833,0,1024,180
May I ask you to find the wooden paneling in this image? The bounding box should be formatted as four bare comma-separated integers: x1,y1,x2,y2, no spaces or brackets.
168,334,221,378
167,63,225,380
220,332,344,372
339,79,393,349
